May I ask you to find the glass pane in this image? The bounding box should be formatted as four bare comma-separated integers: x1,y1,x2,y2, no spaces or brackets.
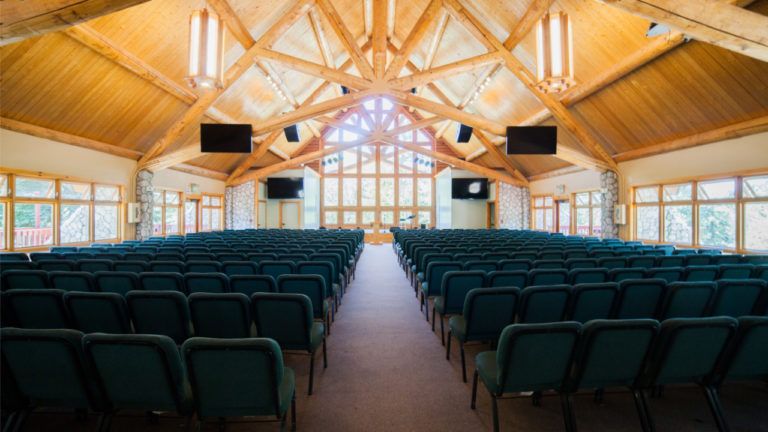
698,179,736,200
202,196,211,206
342,149,358,174
361,178,376,206
591,207,602,237
165,207,179,234
635,187,658,203
361,145,377,174
94,205,118,240
0,203,5,249
185,202,197,233
544,197,553,207
744,175,768,198
14,203,54,247
15,177,55,199
636,206,660,241
380,178,395,206
202,209,211,231
663,183,692,202
399,210,413,226
210,196,221,206
0,174,8,197
591,191,603,205
699,204,736,248
165,191,180,205
558,201,570,235
323,178,338,206
545,209,554,231
153,191,163,203
342,178,358,206
416,156,433,174
60,204,89,244
535,197,544,207
343,211,357,224
361,211,375,226
576,208,590,235
744,202,768,250
323,152,339,174
381,211,394,226
398,150,413,174
380,146,394,174
61,182,91,200
417,178,432,206
419,210,431,226
211,209,221,230
399,178,413,206
664,205,692,244
535,209,544,230
94,185,119,202
575,192,590,206
324,211,338,225
153,206,163,235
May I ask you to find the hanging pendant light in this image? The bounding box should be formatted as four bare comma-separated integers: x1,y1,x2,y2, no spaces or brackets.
186,8,225,89
535,11,575,94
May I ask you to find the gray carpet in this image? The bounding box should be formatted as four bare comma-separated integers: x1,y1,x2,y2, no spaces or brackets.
18,245,768,431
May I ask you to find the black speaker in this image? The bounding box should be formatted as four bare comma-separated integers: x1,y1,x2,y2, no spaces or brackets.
456,124,473,143
340,85,350,94
284,124,300,142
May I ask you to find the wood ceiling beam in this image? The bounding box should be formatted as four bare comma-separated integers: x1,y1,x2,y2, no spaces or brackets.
473,130,529,184
613,115,768,162
172,164,229,181
372,0,388,78
315,115,372,136
556,144,614,171
316,0,376,80
390,91,507,135
142,144,203,172
384,0,444,80
597,0,768,63
308,7,342,97
527,165,585,181
254,48,371,90
388,51,503,90
385,117,444,136
63,24,197,104
387,0,397,40
364,0,373,38
0,0,150,45
269,146,291,160
417,9,449,94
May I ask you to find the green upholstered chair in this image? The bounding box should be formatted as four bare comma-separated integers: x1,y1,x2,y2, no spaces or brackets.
717,264,755,280
77,259,113,273
216,253,246,262
518,285,572,323
112,260,149,273
246,253,279,263
498,259,533,271
297,261,339,312
49,271,97,292
185,253,217,262
149,260,185,273
447,287,519,382
1,269,49,290
434,271,486,344
609,267,646,282
94,271,140,295
0,261,38,272
527,269,569,287
565,258,598,270
421,262,462,322
126,291,191,344
2,289,70,329
646,267,684,283
0,253,29,262
709,280,768,317
471,322,581,432
63,291,131,334
123,253,154,262
596,257,626,269
189,292,251,338
1,328,107,430
184,272,229,294
83,333,194,429
637,317,738,432
628,256,656,269
251,293,326,395
567,283,618,323
222,261,259,276
139,272,185,293
259,261,296,280
463,260,498,273
568,268,608,285
658,282,716,319
685,255,713,266
230,275,277,296
182,337,296,430
656,256,685,268
277,274,330,335
184,260,223,274
487,270,527,289
684,265,719,282
566,319,659,431
614,279,667,319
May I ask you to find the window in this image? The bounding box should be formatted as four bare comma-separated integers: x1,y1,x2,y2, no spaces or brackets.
532,196,554,231
152,189,182,236
557,200,570,235
198,194,223,232
321,98,434,229
185,201,198,233
574,191,602,236
632,174,768,252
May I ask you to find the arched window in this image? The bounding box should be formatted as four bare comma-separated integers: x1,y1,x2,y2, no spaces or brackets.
320,98,435,230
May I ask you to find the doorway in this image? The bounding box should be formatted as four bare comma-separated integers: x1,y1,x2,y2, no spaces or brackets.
258,200,267,228
556,199,571,235
184,200,198,233
486,202,496,228
279,201,301,229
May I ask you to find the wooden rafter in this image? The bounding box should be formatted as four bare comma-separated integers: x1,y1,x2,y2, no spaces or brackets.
372,0,388,78
390,91,507,135
364,0,373,38
172,164,229,181
308,7,342,97
417,9,449,94
253,48,371,90
387,0,397,40
316,0,376,80
388,52,503,90
474,130,529,184
384,0,443,80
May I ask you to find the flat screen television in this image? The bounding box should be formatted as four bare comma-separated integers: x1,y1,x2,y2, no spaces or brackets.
267,177,304,199
200,123,252,153
506,126,557,155
452,178,488,200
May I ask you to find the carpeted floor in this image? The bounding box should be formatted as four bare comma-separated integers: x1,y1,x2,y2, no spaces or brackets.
17,245,768,431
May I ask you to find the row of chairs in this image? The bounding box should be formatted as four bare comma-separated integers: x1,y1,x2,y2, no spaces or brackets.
2,250,346,263
470,316,767,432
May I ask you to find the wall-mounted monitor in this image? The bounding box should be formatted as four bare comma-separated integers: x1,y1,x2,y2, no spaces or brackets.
267,177,304,199
201,123,252,153
452,178,488,200
506,126,557,155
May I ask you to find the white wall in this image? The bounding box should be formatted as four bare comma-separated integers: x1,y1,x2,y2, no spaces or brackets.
264,169,305,228
529,169,602,196
451,170,489,229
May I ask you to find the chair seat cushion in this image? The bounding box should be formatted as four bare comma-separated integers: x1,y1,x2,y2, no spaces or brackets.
449,316,467,342
434,296,445,314
475,351,499,394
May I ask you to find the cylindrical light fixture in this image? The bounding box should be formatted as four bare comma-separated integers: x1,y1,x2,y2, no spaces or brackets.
535,11,574,94
186,8,225,89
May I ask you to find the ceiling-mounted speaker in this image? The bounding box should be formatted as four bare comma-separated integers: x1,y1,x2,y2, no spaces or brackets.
456,124,473,143
284,124,300,142
410,88,417,94
340,85,350,94
646,22,670,37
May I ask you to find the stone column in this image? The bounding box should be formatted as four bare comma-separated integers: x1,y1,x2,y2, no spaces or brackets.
600,170,620,239
135,170,154,241
498,182,531,230
225,181,256,230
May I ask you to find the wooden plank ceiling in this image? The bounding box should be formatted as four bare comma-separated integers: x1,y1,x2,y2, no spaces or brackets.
1,0,767,181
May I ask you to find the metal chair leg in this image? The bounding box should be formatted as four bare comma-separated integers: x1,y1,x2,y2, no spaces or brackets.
471,370,479,409
560,393,577,432
594,388,604,404
703,386,730,432
446,330,452,360
431,306,436,331
308,350,315,396
323,337,328,368
460,343,467,383
440,315,445,346
632,389,651,432
532,391,542,406
639,388,655,432
491,393,500,432
291,391,297,432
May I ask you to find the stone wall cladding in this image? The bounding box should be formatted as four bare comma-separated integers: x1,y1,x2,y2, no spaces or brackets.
225,181,255,230
498,182,530,230
600,170,620,239
135,169,154,240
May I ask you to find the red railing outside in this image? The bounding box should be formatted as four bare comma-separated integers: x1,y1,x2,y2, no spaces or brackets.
14,228,53,248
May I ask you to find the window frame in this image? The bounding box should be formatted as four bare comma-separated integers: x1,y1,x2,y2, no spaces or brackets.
531,195,554,232
572,190,602,236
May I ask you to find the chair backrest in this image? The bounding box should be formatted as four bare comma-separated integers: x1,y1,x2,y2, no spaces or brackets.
139,272,186,293
189,293,251,338
640,317,737,387
709,280,767,317
149,261,186,273
277,274,327,318
487,270,527,289
565,259,597,270
216,253,246,262
567,283,618,323
659,282,716,319
463,287,519,341
251,293,313,351
49,271,97,292
518,285,572,323
716,316,768,384
568,268,608,285
126,291,191,344
646,267,684,283
246,253,279,263
185,261,223,273
440,271,486,315
742,255,768,265
424,262,462,296
597,257,626,269
94,271,140,295
62,291,131,334
627,256,656,269
609,267,646,282
184,272,230,294
259,261,296,280
182,337,287,419
718,264,755,280
296,261,334,293
1,328,104,411
83,333,191,415
712,255,742,265
614,279,667,319
494,322,581,395
229,275,277,296
1,269,49,290
77,259,113,273
527,269,569,287
2,289,70,329
463,260,498,273
685,255,713,266
498,259,532,271
684,265,719,282
29,252,61,262
533,259,565,269
0,253,30,262
124,252,154,262
569,319,659,391
113,260,149,273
